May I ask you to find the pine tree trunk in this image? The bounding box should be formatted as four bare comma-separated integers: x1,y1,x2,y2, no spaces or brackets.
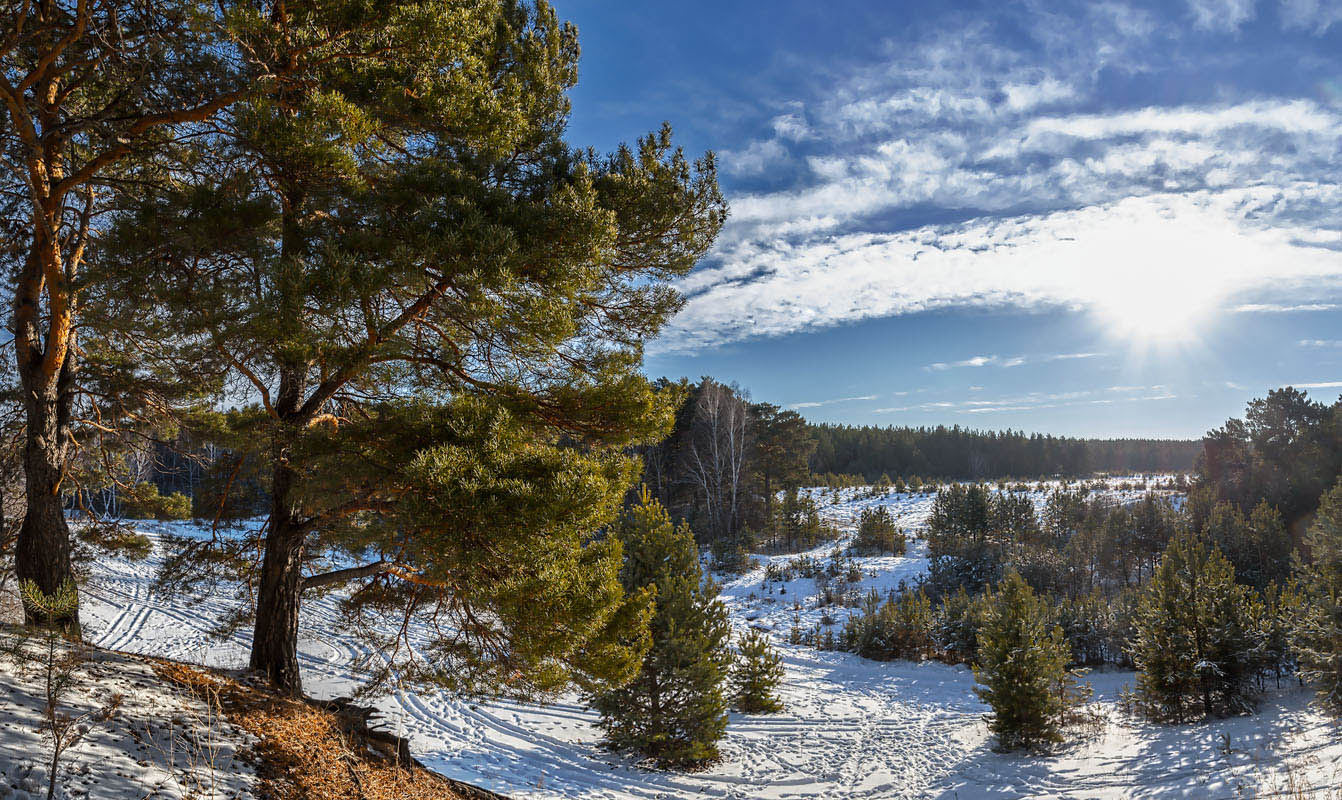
15,424,76,634
249,459,306,696
13,241,79,635
249,199,310,695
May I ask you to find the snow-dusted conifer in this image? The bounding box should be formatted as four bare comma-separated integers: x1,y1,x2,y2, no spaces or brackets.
1131,532,1259,722
1297,481,1342,711
732,629,785,714
973,571,1074,750
594,489,732,768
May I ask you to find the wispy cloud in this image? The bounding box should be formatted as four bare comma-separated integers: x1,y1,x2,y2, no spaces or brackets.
1186,0,1257,32
926,355,1024,371
925,352,1102,371
1281,0,1342,33
657,190,1342,353
1299,339,1342,347
1234,303,1341,313
788,394,879,409
872,385,1176,416
721,138,788,177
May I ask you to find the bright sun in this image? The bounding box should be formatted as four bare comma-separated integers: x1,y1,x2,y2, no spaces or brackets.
1075,214,1233,350
1094,286,1212,345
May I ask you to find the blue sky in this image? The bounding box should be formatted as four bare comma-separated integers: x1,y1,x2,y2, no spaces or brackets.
554,0,1342,438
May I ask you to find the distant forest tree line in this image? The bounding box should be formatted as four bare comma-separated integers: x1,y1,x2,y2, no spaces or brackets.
809,424,1199,482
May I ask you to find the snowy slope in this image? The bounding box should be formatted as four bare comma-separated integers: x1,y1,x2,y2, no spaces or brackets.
0,630,256,800
78,477,1342,799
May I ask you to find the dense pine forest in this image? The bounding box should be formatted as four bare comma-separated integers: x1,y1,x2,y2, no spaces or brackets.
808,424,1199,481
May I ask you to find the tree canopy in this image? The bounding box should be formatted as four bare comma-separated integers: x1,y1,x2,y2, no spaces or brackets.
101,0,724,696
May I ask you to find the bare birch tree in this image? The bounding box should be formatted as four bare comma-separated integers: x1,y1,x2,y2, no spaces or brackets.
685,380,752,547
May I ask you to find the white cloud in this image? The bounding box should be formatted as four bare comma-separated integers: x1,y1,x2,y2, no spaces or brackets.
1299,339,1342,347
771,113,812,141
1187,0,1258,31
656,191,1342,353
1024,100,1336,143
704,98,1342,260
721,138,788,177
1280,0,1342,32
927,355,1004,371
1002,78,1078,112
649,10,1342,356
1234,303,1341,312
871,388,1178,416
925,352,1100,371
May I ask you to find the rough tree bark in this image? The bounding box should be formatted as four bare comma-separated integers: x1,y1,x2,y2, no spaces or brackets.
249,456,307,695
249,204,312,694
13,209,81,633
14,360,77,633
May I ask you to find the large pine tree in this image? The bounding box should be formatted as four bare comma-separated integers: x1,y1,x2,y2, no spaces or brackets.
594,490,732,768
106,0,724,695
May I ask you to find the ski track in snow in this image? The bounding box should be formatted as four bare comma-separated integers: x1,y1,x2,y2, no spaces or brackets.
77,477,1342,799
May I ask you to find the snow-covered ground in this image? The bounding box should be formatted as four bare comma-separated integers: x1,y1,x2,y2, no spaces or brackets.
74,476,1342,799
0,630,256,800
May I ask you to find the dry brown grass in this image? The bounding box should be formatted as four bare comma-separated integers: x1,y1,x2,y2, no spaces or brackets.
153,661,498,800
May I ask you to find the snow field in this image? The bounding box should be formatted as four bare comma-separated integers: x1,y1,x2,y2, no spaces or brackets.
0,630,256,800
68,476,1342,799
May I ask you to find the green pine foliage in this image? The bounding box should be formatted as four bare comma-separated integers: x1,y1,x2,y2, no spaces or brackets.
1198,388,1342,526
1296,480,1342,712
594,490,732,768
936,586,986,664
972,571,1076,751
851,506,906,555
732,629,785,714
1131,531,1260,722
926,484,1006,595
1257,580,1300,689
763,487,835,553
841,587,936,661
119,482,192,521
1057,588,1137,668
299,400,654,695
1205,500,1293,589
752,403,817,524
